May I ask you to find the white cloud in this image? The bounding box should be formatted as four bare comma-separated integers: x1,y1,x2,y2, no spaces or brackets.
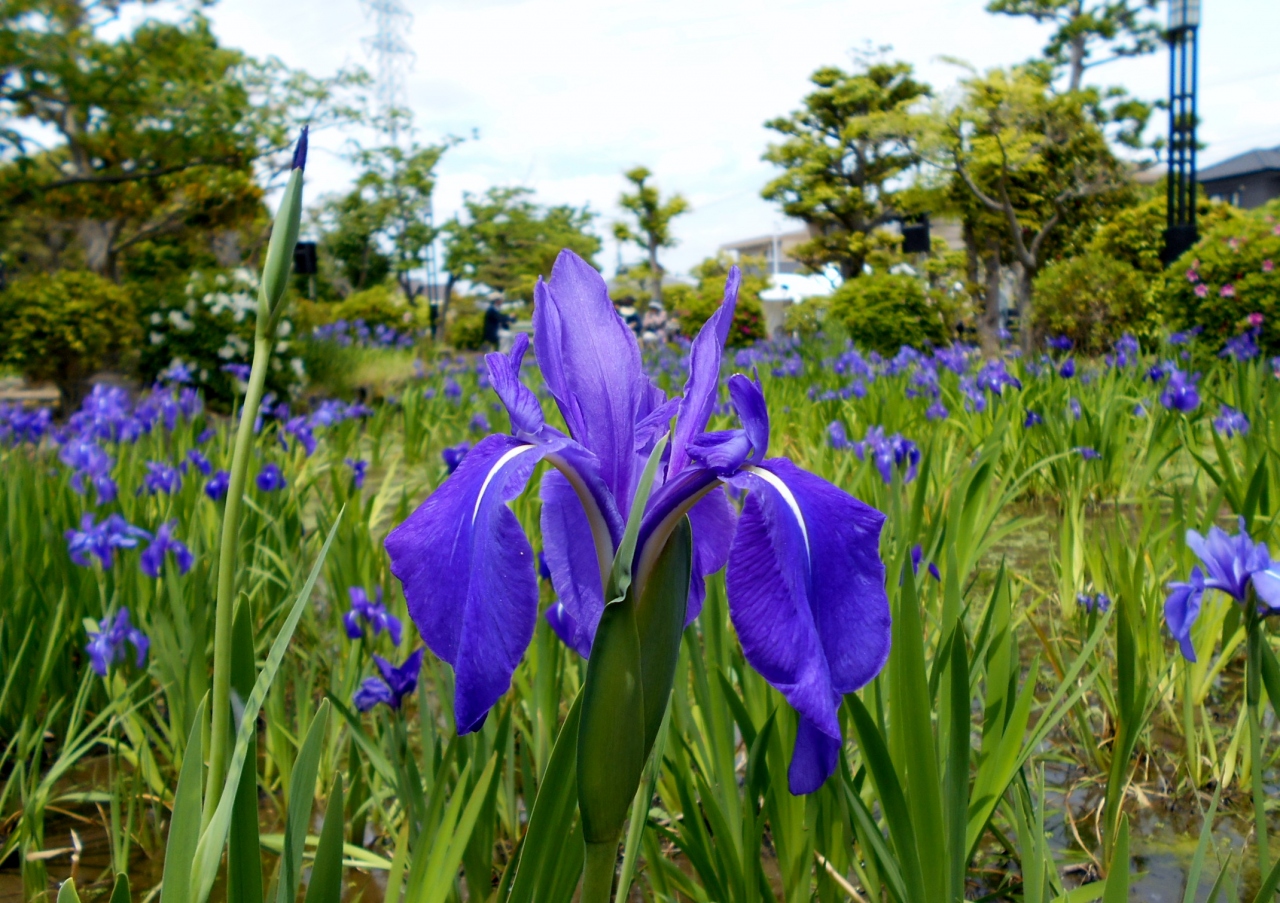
201,0,1280,276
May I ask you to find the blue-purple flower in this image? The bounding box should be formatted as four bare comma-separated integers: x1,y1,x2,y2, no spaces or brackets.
1075,446,1101,460
826,421,853,451
1058,358,1076,379
187,449,213,475
1077,592,1111,614
141,461,182,495
1023,410,1043,428
1214,405,1250,437
925,400,949,421
86,608,149,676
441,442,470,474
206,470,231,501
1220,327,1261,361
346,457,369,489
139,521,193,578
1046,335,1073,352
66,514,150,568
385,250,889,794
911,545,940,581
354,648,424,712
1159,369,1200,412
1112,334,1140,368
853,427,920,485
1165,518,1280,661
256,463,287,492
343,586,402,646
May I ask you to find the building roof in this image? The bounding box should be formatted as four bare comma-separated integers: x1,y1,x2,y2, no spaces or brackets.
719,228,811,252
1199,146,1280,183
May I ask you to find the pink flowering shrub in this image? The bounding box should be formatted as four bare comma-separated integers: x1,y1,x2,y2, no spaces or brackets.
1164,199,1280,353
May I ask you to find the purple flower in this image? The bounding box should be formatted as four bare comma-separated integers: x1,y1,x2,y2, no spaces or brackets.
1058,358,1076,379
1046,335,1073,352
470,412,490,433
222,363,252,382
346,457,368,489
1077,592,1111,614
60,439,118,505
925,400,949,421
256,463,287,492
343,586,402,647
853,426,920,485
354,648,424,711
1220,328,1261,361
139,521,194,578
206,470,231,501
441,442,470,473
141,461,182,495
1214,405,1250,437
66,514,150,569
1166,518,1280,661
86,608,149,676
187,449,213,475
1159,369,1200,412
1169,327,1201,346
1023,410,1043,428
158,360,194,384
976,358,1022,395
443,378,462,400
826,421,853,450
1069,398,1082,420
282,416,317,456
384,250,890,794
910,545,941,581
960,376,987,413
1113,334,1140,368
1075,446,1101,460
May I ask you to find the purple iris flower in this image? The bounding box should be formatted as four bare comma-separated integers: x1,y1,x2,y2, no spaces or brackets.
443,378,462,400
187,449,213,475
925,400,949,421
1166,518,1280,661
343,586,402,646
223,363,251,382
66,514,150,569
441,442,470,473
385,250,890,794
141,461,182,495
853,427,920,485
283,416,317,456
1214,405,1250,437
86,608,149,676
960,376,987,413
60,439,118,504
826,421,853,451
470,412,490,433
1046,335,1073,352
1112,334,1140,368
976,358,1022,395
347,458,369,489
256,463,287,492
1220,328,1261,361
206,470,231,500
1058,358,1076,379
1069,398,1082,420
1169,326,1202,345
1146,361,1174,382
1077,593,1111,614
1075,447,1101,460
353,648,424,712
1023,410,1043,428
1159,369,1200,412
910,545,941,581
139,521,194,578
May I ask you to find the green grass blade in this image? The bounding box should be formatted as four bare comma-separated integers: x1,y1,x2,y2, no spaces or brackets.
275,701,333,903
1182,783,1221,903
1101,815,1129,903
303,775,345,903
227,600,263,903
160,694,208,903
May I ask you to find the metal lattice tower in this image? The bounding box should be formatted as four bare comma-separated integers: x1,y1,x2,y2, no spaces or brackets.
1162,0,1201,265
362,0,414,138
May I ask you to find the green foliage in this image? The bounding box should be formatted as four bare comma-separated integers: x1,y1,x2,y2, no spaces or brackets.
329,283,417,331
612,167,689,306
1162,201,1280,353
1090,192,1244,275
782,294,831,337
138,268,305,406
1031,250,1153,353
829,271,947,352
0,269,137,405
762,57,932,279
443,187,600,303
670,254,768,346
448,297,487,351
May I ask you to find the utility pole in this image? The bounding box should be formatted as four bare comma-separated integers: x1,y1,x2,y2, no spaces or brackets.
1162,0,1200,265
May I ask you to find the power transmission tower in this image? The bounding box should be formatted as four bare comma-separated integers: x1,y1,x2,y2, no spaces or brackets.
361,0,439,308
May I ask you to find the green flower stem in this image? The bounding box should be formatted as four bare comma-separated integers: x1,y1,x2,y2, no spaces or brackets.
204,332,273,822
582,841,618,903
1247,605,1269,876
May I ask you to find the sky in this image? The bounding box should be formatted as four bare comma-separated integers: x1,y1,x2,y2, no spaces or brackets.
192,0,1280,277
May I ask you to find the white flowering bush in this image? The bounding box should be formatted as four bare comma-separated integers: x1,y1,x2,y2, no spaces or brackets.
139,268,307,404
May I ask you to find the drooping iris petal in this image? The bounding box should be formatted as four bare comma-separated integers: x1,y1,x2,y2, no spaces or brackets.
386,434,541,732
486,333,547,439
533,251,643,505
684,486,736,624
1187,519,1270,600
724,458,889,793
788,710,844,796
540,469,605,657
727,372,769,461
669,272,740,476
1165,566,1206,662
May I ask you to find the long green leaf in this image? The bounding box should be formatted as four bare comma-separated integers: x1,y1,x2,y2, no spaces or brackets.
303,775,345,903
227,599,263,903
160,694,208,903
1101,815,1129,903
276,701,333,903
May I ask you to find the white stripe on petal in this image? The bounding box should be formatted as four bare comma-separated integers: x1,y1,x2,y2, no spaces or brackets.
474,444,535,524
743,464,810,558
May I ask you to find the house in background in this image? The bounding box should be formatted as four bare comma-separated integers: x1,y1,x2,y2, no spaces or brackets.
1198,147,1280,209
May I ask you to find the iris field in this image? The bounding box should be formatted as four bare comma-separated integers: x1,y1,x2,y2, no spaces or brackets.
5,272,1280,902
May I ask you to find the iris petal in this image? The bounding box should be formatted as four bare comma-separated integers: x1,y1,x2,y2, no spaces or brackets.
540,469,607,655
486,333,546,438
669,269,740,476
685,486,736,624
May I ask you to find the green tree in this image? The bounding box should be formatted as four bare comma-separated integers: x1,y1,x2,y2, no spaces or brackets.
668,253,768,346
0,270,137,408
0,1,352,279
943,67,1127,348
985,0,1160,93
443,186,601,306
829,272,948,353
612,166,689,307
761,57,932,280
315,188,393,294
